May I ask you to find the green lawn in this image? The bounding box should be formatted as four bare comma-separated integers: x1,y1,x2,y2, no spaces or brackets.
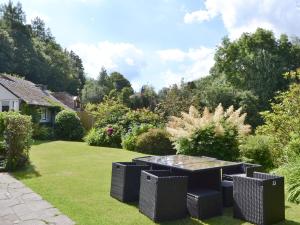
13,141,300,225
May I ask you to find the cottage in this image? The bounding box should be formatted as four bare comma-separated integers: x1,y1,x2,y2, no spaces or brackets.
0,74,79,124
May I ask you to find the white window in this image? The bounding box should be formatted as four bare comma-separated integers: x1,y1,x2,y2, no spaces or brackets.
41,108,47,121
1,101,10,112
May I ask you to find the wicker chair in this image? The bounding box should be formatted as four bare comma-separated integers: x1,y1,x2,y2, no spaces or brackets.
222,163,262,181
233,172,285,225
110,162,150,202
139,170,188,222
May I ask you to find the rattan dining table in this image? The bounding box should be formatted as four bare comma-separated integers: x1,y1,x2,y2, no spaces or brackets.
133,155,241,173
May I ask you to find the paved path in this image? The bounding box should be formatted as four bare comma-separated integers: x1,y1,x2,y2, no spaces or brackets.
0,173,75,225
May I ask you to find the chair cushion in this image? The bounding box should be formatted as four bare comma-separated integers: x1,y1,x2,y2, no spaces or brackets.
187,188,220,199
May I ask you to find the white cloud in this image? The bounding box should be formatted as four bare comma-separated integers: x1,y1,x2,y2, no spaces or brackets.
69,41,146,80
157,49,186,62
184,0,300,39
158,47,215,87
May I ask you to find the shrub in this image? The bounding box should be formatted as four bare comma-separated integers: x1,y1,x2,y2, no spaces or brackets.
121,123,155,150
239,135,274,170
86,98,129,128
32,124,54,140
256,83,300,166
135,129,175,155
122,109,162,129
167,105,251,160
84,125,122,148
283,133,300,162
55,110,84,141
0,112,32,171
275,158,300,204
175,124,240,161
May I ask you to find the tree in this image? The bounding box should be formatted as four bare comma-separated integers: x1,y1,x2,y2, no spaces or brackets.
0,1,25,25
213,28,300,109
109,72,132,91
0,1,85,95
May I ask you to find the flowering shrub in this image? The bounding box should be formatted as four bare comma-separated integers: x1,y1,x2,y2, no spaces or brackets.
84,125,122,148
167,105,251,160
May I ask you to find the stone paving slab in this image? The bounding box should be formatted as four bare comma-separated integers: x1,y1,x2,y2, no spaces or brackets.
0,173,75,225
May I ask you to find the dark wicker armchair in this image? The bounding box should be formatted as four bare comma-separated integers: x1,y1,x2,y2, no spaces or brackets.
233,172,285,225
139,170,188,222
110,162,150,202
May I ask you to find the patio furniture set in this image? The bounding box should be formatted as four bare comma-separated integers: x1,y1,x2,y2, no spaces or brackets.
110,155,285,225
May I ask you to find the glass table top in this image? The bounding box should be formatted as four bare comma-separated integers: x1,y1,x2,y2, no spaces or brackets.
134,155,241,172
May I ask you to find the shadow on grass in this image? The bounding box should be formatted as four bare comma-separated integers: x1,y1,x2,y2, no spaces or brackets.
125,202,300,225
12,163,41,180
32,140,53,146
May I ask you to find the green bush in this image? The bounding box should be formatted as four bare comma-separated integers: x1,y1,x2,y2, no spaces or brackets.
276,158,300,204
0,112,32,171
239,135,274,170
84,125,122,148
121,124,155,150
282,133,300,162
122,109,162,129
135,129,175,155
32,124,54,140
176,124,240,161
55,110,84,141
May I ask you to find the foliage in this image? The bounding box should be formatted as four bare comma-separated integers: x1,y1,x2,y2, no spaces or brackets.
135,128,175,155
155,82,197,119
86,97,130,129
194,75,261,127
213,28,300,106
239,135,274,170
121,123,155,150
130,85,158,110
256,83,300,166
0,1,85,95
167,105,251,160
276,158,300,204
54,110,84,141
122,108,162,129
81,69,133,105
84,125,122,148
20,103,41,124
32,124,54,140
0,112,32,171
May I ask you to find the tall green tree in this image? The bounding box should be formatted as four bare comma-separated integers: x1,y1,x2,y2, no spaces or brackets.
213,28,300,106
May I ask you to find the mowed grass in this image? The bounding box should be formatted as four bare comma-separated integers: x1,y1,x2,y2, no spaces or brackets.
12,141,300,225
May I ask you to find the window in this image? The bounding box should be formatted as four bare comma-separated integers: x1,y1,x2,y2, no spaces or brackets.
1,101,9,112
41,108,47,121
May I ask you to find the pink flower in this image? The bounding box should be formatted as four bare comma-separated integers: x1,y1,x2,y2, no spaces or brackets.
107,127,114,136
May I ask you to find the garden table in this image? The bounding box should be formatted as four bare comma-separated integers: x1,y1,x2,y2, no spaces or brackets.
133,155,241,173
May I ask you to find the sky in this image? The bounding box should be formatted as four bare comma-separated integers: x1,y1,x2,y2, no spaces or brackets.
2,0,300,91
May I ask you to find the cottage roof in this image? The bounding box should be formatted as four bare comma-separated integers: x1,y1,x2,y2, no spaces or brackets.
0,74,73,110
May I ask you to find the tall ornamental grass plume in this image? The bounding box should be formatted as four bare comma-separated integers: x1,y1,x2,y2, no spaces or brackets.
167,104,251,140
166,104,251,160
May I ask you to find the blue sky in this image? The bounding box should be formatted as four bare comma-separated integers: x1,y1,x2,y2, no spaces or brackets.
2,0,300,90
